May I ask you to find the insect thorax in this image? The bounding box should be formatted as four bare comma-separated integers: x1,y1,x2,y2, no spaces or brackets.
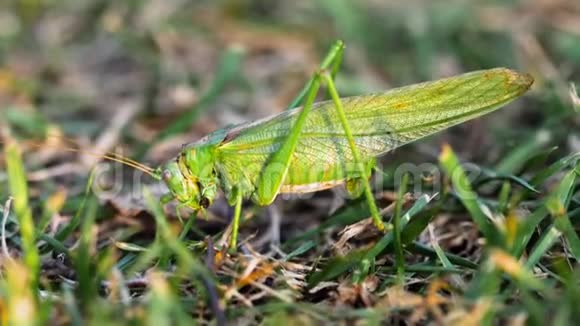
180,145,219,207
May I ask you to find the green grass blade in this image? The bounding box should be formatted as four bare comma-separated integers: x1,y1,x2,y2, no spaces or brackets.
525,164,579,267
439,144,501,247
494,131,549,175
548,199,580,261
365,194,433,259
547,163,580,260
306,195,433,288
393,173,409,282
408,242,478,269
73,198,99,309
356,194,434,281
5,138,40,291
283,240,316,261
474,169,539,194
55,169,98,242
512,206,548,258
38,233,71,256
525,226,561,269
63,285,83,326
147,272,194,325
306,249,367,288
529,152,580,188
142,188,213,280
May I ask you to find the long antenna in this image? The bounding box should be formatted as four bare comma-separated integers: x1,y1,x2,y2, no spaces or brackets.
1,135,161,180
48,135,158,176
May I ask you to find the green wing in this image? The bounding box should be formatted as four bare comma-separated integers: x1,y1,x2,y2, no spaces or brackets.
216,68,533,191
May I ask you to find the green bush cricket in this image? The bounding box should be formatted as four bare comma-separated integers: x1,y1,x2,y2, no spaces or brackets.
27,40,530,250
153,40,533,249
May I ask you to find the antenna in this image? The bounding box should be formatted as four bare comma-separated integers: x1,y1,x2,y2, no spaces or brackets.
1,134,162,180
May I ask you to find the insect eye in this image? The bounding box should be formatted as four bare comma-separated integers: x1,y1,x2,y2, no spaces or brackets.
199,197,210,209
162,170,172,182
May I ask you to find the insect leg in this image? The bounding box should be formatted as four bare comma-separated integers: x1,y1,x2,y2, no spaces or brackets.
227,41,346,250
229,187,243,250
320,72,390,232
255,41,345,205
286,40,344,109
345,158,376,198
254,75,321,205
160,193,173,205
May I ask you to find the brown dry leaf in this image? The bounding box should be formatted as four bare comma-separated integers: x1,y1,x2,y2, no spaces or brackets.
336,282,358,306
308,281,339,295
235,261,276,289
335,276,379,307
334,218,374,254
426,279,450,303
213,247,228,270
425,279,451,322
488,248,529,280
377,286,424,310
359,275,379,307
443,298,494,326
279,261,311,292
423,214,482,259
490,249,519,273
375,280,451,323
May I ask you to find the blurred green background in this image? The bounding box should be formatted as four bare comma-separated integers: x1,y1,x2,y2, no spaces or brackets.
0,0,579,324
1,0,577,159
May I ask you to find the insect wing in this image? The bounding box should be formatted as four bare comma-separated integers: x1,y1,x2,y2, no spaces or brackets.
216,68,533,188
